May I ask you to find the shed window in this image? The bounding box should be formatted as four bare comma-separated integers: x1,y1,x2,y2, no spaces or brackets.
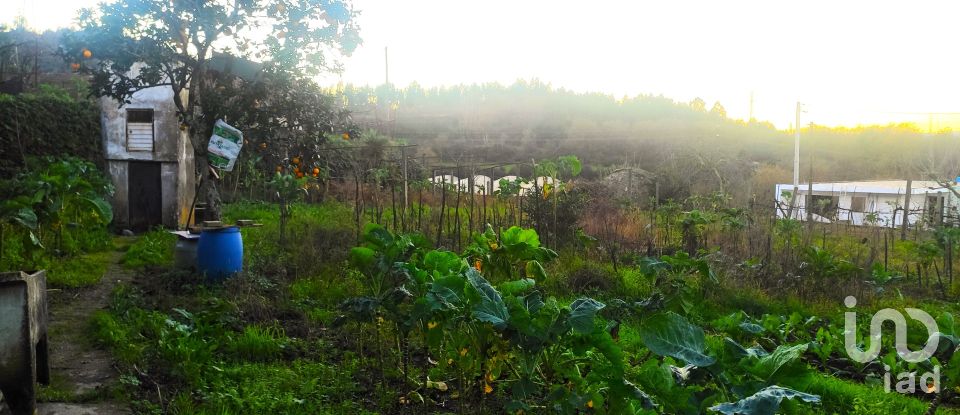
126,109,154,152
850,196,866,212
807,194,839,218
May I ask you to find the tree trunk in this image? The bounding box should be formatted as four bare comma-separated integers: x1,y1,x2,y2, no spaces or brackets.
196,155,223,222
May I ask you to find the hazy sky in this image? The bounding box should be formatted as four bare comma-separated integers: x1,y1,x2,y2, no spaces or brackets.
6,0,960,129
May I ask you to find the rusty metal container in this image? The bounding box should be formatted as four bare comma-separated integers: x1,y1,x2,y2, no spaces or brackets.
0,270,50,415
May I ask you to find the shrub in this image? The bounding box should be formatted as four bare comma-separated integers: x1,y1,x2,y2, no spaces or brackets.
0,85,104,178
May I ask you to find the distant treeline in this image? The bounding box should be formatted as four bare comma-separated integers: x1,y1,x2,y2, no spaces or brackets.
338,81,960,205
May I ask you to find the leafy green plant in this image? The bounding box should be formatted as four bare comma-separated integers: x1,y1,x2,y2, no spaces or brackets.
334,225,660,413
32,157,114,254
464,225,557,282
637,312,822,414
866,262,902,293
0,194,42,267
1,157,113,271
800,246,859,281
639,251,717,314
710,385,820,415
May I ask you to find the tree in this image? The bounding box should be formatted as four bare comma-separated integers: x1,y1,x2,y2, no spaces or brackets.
202,66,359,190
710,101,727,118
64,0,360,220
690,97,706,112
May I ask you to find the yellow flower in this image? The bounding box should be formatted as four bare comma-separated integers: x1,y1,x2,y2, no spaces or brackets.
460,347,468,356
447,358,454,365
474,260,482,272
587,400,593,408
428,321,438,329
484,383,493,394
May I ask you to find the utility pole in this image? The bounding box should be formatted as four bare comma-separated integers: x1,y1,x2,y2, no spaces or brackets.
794,101,801,190
401,146,408,217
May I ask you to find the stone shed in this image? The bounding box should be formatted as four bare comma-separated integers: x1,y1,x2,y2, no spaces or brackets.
101,86,195,231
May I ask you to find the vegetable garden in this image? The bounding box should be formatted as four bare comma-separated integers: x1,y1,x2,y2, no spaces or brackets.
62,139,960,414
8,1,960,412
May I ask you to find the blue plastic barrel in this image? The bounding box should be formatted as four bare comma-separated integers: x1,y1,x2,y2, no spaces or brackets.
197,226,243,281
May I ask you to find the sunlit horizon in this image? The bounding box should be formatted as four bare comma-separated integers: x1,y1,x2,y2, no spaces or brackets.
6,0,960,131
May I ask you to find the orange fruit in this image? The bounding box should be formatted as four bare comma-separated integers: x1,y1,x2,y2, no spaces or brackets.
292,157,300,165
82,49,92,58
70,62,80,71
296,172,304,178
342,133,350,140
312,167,320,174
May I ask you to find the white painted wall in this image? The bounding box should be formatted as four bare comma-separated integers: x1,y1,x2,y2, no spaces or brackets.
774,183,953,228
101,79,194,229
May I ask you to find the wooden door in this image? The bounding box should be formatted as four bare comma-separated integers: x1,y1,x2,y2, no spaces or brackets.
128,162,162,231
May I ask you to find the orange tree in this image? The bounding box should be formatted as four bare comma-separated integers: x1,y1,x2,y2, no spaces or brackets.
201,68,358,200
63,0,360,220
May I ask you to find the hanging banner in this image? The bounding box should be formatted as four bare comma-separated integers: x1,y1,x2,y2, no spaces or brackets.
207,119,244,171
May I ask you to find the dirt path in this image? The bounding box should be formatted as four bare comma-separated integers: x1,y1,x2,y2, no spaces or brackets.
1,240,135,415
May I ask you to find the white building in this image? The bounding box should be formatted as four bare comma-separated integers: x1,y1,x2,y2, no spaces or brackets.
101,84,195,231
774,180,958,228
457,175,493,195
431,175,459,187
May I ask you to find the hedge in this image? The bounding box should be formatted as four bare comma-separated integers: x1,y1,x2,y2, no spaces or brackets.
0,85,103,178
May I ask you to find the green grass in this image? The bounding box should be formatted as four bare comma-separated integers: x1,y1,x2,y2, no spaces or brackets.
45,250,112,288
795,373,960,414
121,228,176,268
224,324,288,362
37,371,112,404
90,308,159,365
168,360,375,415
